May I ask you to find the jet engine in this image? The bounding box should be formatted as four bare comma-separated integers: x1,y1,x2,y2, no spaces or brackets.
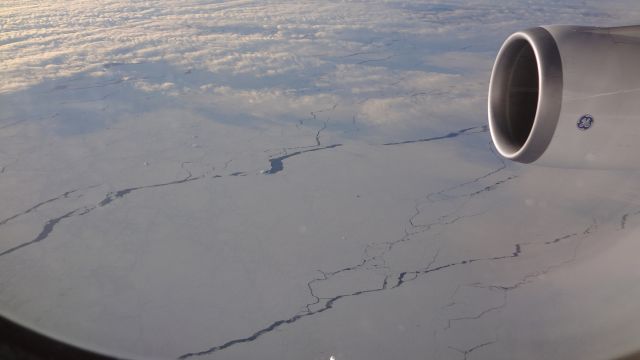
488,25,640,168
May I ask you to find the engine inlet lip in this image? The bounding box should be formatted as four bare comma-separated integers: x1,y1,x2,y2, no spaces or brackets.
488,27,563,163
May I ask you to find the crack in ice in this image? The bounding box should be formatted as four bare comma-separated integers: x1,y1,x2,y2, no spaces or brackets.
448,340,496,360
0,185,98,227
382,125,488,146
0,163,202,257
263,144,342,175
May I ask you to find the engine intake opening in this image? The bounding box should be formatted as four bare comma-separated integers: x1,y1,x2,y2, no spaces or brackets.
488,27,562,163
490,38,539,155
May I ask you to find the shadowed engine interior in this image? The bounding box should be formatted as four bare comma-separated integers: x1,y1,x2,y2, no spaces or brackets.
491,39,539,154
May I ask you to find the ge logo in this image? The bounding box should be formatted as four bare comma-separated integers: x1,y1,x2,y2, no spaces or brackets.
577,114,594,130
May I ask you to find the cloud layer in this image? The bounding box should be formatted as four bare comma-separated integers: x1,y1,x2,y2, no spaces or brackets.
2,0,635,139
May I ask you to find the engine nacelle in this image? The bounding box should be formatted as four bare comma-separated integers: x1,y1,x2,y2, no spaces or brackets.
488,25,640,168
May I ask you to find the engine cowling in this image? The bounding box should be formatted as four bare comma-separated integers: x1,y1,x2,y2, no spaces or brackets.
488,25,640,168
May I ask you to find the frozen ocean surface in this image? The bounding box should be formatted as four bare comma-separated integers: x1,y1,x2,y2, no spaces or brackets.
2,1,640,359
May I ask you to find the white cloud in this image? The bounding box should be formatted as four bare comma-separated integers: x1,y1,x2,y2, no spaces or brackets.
134,80,175,93
0,0,634,144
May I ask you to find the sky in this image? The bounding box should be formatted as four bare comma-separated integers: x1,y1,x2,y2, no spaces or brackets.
3,1,640,360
